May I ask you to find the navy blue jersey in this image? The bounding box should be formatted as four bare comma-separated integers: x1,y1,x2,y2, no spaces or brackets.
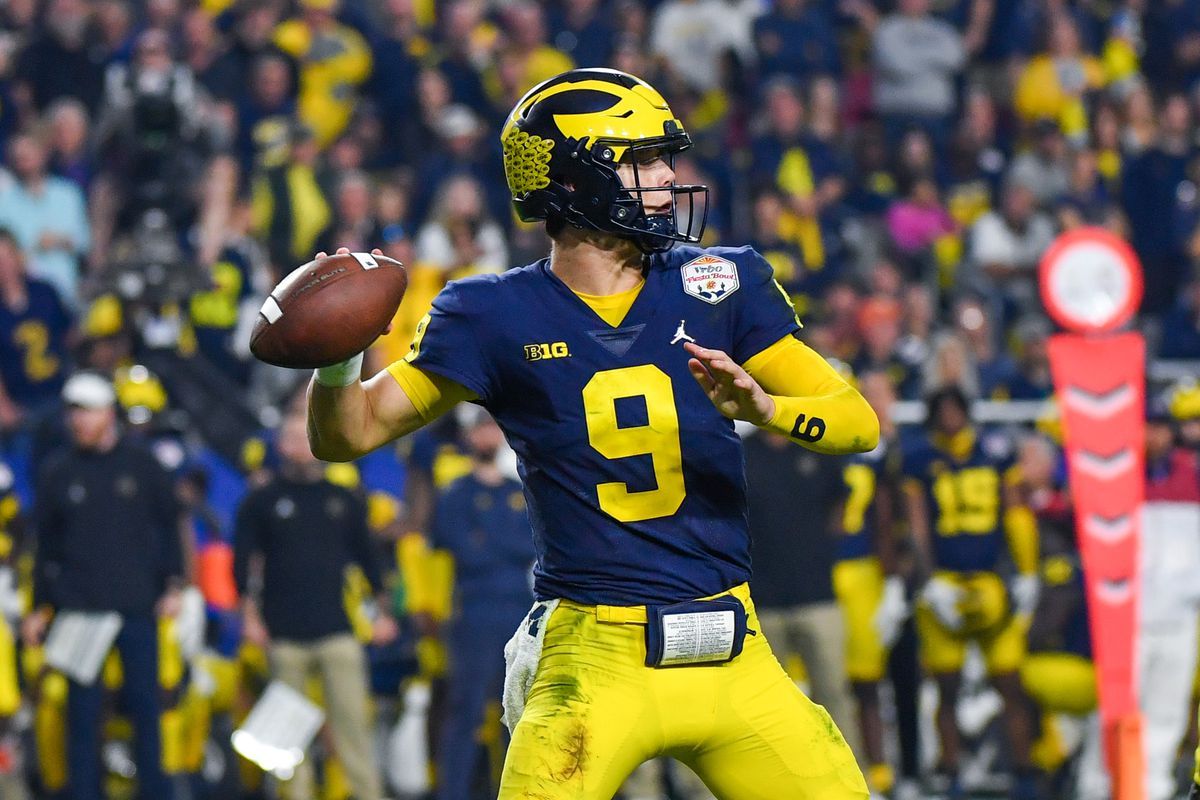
431,473,536,610
407,245,800,605
0,279,70,407
838,442,893,562
902,429,1015,573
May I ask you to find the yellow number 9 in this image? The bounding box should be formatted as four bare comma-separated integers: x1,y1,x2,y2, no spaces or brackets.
582,365,685,522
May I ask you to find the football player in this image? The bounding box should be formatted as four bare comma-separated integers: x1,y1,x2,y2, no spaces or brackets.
308,69,878,798
833,370,906,796
902,386,1039,799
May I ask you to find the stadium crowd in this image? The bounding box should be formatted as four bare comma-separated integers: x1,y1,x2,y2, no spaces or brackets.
1,0,1200,798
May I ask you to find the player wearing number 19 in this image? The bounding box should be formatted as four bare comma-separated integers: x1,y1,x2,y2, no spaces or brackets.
902,386,1040,800
307,68,877,799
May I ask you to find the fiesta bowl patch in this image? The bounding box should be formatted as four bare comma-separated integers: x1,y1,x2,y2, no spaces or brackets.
681,255,739,304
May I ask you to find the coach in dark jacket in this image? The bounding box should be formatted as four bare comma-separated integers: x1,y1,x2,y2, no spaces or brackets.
24,371,183,800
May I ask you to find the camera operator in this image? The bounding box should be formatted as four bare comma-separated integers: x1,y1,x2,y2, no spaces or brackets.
91,28,234,272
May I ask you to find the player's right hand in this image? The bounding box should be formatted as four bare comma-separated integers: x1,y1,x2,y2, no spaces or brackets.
920,576,964,631
684,342,775,425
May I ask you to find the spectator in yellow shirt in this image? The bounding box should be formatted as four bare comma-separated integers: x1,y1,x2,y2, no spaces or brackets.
273,0,372,147
486,1,573,104
1014,14,1105,142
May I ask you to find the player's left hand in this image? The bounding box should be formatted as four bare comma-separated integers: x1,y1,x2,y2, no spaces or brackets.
684,343,775,425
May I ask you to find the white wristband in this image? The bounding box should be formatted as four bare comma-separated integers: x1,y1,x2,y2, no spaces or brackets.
314,352,364,387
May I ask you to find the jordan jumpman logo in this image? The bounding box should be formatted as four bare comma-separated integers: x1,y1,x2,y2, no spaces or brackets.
670,320,695,345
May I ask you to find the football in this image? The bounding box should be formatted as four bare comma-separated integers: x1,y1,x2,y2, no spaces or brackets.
250,252,408,369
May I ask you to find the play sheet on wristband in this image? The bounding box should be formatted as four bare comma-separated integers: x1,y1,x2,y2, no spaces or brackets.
660,610,736,666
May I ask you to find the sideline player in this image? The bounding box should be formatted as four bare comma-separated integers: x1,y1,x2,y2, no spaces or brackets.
833,370,907,796
902,386,1040,800
307,69,878,798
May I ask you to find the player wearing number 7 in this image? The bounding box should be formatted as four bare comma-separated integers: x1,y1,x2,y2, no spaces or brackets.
308,69,877,799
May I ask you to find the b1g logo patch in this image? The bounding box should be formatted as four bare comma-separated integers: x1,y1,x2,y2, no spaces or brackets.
681,255,739,304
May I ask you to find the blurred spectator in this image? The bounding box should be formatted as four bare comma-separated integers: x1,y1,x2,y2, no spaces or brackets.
214,0,285,89
1123,92,1194,313
1014,13,1105,141
885,174,955,268
26,371,184,800
45,99,91,194
235,53,295,176
871,0,966,147
234,404,396,800
434,1,494,115
547,0,615,70
430,408,534,800
0,228,71,429
251,121,330,273
188,198,268,385
1007,120,1071,207
318,170,382,254
953,295,1018,401
853,296,917,400
415,174,507,275
650,0,753,93
896,283,935,390
1057,147,1111,228
947,89,1008,211
12,0,105,113
753,0,839,81
272,0,371,148
922,331,980,398
0,132,89,306
967,179,1055,327
497,1,574,97
1007,317,1054,401
0,0,36,39
412,103,508,228
183,8,241,103
368,0,422,168
1160,277,1200,359
1122,83,1157,154
92,0,135,64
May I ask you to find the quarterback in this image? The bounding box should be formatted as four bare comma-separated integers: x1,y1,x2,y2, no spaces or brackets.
309,69,877,798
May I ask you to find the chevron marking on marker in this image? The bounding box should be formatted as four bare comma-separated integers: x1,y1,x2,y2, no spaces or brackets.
1063,384,1135,419
1073,449,1135,481
1083,513,1134,545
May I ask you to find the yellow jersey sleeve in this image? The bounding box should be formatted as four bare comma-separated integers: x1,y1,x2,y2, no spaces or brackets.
385,360,477,424
743,335,880,455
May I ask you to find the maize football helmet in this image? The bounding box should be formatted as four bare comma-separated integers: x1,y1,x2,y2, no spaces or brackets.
501,68,707,253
